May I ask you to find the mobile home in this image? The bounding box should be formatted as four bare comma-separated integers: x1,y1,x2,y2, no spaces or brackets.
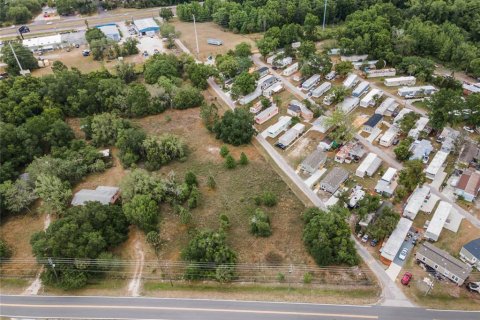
282,62,299,76
265,116,292,138
239,88,262,105
337,97,360,114
278,123,305,147
311,82,332,98
302,74,321,91
274,56,293,69
343,73,359,89
425,151,449,180
355,153,382,178
366,68,396,78
352,81,370,97
375,97,398,116
207,38,223,46
254,105,278,124
398,86,437,98
360,88,383,107
379,127,399,147
384,76,416,87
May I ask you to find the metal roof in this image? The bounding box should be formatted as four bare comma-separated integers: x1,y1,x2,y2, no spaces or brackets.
381,217,412,261
134,18,159,32
71,186,119,206
364,114,383,128
301,149,327,169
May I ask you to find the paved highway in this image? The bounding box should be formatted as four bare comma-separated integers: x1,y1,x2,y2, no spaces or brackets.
1,295,479,320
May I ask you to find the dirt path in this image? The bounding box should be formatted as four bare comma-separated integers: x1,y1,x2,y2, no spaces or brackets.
127,239,145,297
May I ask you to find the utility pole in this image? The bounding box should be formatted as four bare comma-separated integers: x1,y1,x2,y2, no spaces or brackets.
192,14,200,59
322,0,328,31
48,257,59,281
8,42,25,75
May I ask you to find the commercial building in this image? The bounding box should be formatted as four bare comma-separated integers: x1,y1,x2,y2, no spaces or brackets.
96,24,121,42
425,151,449,180
403,185,431,220
415,242,472,285
460,238,480,270
375,167,398,197
380,217,413,265
343,73,359,89
397,85,437,97
363,114,383,133
337,96,360,114
254,105,278,124
366,68,396,78
311,82,332,98
302,74,321,91
424,201,463,241
355,152,382,178
352,81,370,97
319,167,349,194
22,34,62,51
455,170,480,202
379,127,399,147
278,123,305,147
384,76,416,87
265,116,292,138
134,18,160,35
360,88,383,107
71,186,120,206
299,149,327,175
282,62,299,76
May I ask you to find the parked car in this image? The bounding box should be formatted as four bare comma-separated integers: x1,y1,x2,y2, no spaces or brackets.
399,248,409,260
154,49,160,54
143,51,148,57
274,142,286,150
361,234,369,243
392,138,400,146
370,239,378,247
467,282,480,293
463,126,475,133
401,272,413,285
82,49,90,56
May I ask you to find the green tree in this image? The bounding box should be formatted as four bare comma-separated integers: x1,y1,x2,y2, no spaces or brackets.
123,194,158,232
335,61,354,77
122,38,139,55
261,191,277,207
398,160,425,193
427,89,465,130
366,206,400,240
146,231,162,252
187,185,201,209
224,154,236,169
91,113,129,147
200,103,219,131
1,179,37,214
212,108,255,145
143,134,187,171
304,13,319,39
34,174,72,215
185,171,198,187
231,71,257,98
186,63,217,89
394,137,413,161
85,27,106,43
256,37,279,59
116,127,146,168
120,169,165,203
219,145,229,157
216,54,240,79
1,43,39,75
298,40,316,60
355,194,381,220
7,5,32,24
0,239,12,260
160,7,174,21
173,86,204,109
234,42,252,57
239,152,249,165
250,208,272,237
324,109,354,144
399,112,420,134
469,58,480,78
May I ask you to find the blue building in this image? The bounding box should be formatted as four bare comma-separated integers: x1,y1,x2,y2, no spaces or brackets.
134,18,160,35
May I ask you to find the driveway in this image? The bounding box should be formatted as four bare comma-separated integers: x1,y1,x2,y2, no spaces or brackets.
137,34,164,56
386,231,416,281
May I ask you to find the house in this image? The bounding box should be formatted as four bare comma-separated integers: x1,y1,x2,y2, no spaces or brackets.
352,81,370,97
335,141,365,163
425,151,449,180
265,116,292,138
348,185,365,208
455,170,480,202
380,218,413,265
360,88,383,107
239,88,262,105
23,34,63,51
319,167,349,194
458,141,480,166
304,169,327,189
299,149,327,175
415,242,472,285
363,114,383,133
337,96,360,114
134,18,160,35
302,74,321,91
438,127,459,153
462,82,480,95
71,186,120,206
393,108,413,126
288,100,313,121
409,139,433,161
424,201,463,241
366,68,396,78
460,238,480,270
274,56,293,68
384,76,416,87
379,127,399,147
278,123,305,147
311,82,332,98
398,86,437,97
408,117,429,140
375,167,398,197
96,24,121,41
255,66,270,78
207,38,223,46
375,98,399,116
343,73,359,89
311,116,332,133
254,105,278,124
282,62,299,76
403,185,431,220
355,152,382,178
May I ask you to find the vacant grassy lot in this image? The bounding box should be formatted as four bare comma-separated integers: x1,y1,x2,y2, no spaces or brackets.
172,20,261,60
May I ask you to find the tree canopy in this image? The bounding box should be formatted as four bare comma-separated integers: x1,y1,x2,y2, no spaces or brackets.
212,108,255,146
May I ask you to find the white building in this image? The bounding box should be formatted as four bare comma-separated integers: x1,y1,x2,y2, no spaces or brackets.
425,151,449,180
375,167,398,197
302,74,321,91
424,201,463,241
384,76,416,87
379,127,399,147
375,97,398,116
133,18,160,35
403,185,431,220
282,62,299,76
348,185,365,208
352,81,370,97
254,105,278,124
398,85,437,97
274,56,293,68
393,108,413,126
265,116,292,138
278,123,305,147
463,82,480,95
263,82,284,97
381,218,413,264
311,116,332,133
340,54,368,62
355,153,382,178
239,88,262,105
360,88,383,107
408,117,429,140
23,34,62,51
343,73,359,89
71,186,120,206
366,68,396,78
337,96,360,114
311,82,332,98
352,60,378,70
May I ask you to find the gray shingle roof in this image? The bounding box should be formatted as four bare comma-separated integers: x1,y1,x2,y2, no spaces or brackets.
301,149,327,169
417,242,472,280
463,238,480,260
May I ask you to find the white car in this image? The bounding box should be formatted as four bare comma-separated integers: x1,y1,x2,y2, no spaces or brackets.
399,248,409,261
463,126,474,133
46,22,53,25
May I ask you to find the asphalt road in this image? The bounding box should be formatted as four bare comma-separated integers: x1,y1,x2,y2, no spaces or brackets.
1,295,480,320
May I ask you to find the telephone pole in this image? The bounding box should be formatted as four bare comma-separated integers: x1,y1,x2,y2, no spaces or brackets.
322,0,328,31
192,14,200,59
9,42,26,75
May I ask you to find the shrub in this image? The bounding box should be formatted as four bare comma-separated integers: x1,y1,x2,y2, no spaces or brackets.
219,145,229,157
219,214,230,230
261,191,277,207
250,209,272,237
277,273,285,282
224,154,236,169
303,272,313,284
0,239,12,260
185,171,198,187
207,176,216,189
238,152,249,165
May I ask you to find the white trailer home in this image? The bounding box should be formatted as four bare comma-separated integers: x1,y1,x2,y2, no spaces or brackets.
398,85,437,98
278,123,305,147
311,82,332,98
274,56,293,68
366,68,396,78
381,218,413,265
282,62,299,76
408,117,429,140
302,74,321,91
343,73,359,89
360,88,383,107
337,97,360,114
355,152,382,178
352,81,370,97
265,116,292,138
403,185,431,220
254,105,278,124
375,97,398,116
425,151,449,180
384,76,416,87
379,127,399,147
393,108,413,126
239,88,262,105
207,38,223,46
425,201,463,242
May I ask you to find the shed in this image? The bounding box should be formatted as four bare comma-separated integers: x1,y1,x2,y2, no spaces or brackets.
71,186,120,206
356,153,382,178
425,151,449,180
319,167,349,194
460,238,480,270
134,18,160,34
96,24,121,42
300,149,327,175
363,114,383,133
380,218,413,265
403,185,430,220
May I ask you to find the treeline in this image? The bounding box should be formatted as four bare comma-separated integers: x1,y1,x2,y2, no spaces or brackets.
85,28,139,61
100,0,190,10
54,0,96,16
0,0,42,25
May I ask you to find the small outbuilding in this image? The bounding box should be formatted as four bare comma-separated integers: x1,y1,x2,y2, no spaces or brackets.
71,186,120,206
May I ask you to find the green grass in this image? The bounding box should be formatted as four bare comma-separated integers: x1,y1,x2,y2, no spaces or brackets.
0,278,29,288
412,101,429,111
